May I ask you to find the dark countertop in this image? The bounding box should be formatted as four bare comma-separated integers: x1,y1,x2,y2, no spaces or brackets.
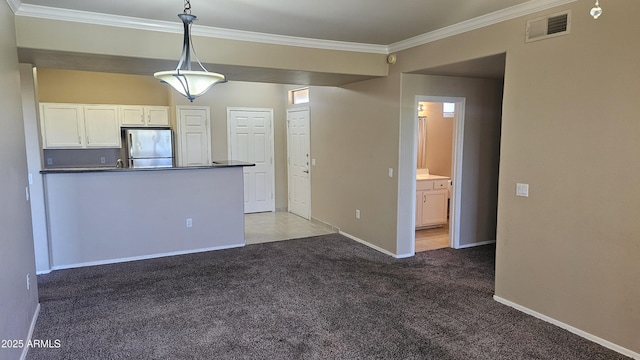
40,160,255,174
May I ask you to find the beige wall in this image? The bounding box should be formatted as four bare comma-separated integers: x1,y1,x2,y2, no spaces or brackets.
37,68,170,105
394,0,640,354
309,74,401,252
172,81,289,210
0,2,40,359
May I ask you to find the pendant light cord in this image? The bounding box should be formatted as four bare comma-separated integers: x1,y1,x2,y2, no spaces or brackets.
184,0,191,15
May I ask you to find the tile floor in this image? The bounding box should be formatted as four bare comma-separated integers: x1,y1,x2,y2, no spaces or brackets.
245,211,336,245
415,224,450,252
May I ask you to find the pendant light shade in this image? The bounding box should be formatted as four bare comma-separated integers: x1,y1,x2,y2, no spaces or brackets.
154,3,226,102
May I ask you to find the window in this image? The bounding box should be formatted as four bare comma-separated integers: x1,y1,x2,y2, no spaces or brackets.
291,88,309,104
443,102,455,117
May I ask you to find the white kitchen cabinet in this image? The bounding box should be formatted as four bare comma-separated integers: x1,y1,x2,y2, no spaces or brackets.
40,103,84,148
121,106,170,127
83,105,121,148
40,103,121,149
416,179,449,228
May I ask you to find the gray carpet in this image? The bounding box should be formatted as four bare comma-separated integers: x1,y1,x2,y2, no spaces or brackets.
27,234,628,359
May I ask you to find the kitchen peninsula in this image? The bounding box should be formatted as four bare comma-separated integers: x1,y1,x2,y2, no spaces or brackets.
40,161,254,270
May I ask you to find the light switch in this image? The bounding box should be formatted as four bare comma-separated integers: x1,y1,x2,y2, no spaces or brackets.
312,159,316,166
516,183,529,197
388,168,393,178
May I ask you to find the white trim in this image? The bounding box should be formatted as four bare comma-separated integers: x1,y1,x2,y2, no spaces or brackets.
388,0,578,52
35,269,51,275
14,4,387,54
494,296,640,360
13,0,577,55
50,243,244,272
20,303,40,360
457,240,496,249
340,231,410,259
5,0,20,13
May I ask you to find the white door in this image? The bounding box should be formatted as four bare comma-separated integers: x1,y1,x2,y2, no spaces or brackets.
177,106,211,167
227,108,275,213
286,107,311,220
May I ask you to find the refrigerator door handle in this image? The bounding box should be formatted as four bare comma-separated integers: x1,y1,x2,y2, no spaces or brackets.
128,133,133,157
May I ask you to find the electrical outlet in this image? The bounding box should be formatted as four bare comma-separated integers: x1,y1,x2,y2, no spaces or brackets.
47,158,53,166
100,157,106,164
26,273,30,290
355,209,361,219
186,218,193,228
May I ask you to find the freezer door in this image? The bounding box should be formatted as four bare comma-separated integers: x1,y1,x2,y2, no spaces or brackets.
128,129,173,159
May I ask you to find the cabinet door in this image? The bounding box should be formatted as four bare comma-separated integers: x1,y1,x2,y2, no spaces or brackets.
420,190,448,227
84,106,121,148
146,107,170,126
40,103,84,148
120,106,145,126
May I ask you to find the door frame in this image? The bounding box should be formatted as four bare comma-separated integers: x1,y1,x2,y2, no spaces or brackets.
226,107,276,213
414,96,466,251
176,105,211,167
286,106,311,220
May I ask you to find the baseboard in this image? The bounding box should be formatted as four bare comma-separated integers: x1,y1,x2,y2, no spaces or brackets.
20,303,41,360
50,243,245,272
310,217,339,232
494,295,639,359
339,231,408,258
456,240,496,249
36,269,51,275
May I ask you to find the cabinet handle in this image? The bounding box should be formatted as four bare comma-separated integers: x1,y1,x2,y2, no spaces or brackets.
423,194,426,203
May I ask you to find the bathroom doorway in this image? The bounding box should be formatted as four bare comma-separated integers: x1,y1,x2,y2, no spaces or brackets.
415,100,457,252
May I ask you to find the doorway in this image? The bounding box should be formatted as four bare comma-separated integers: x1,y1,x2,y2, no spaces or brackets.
227,107,275,213
415,96,465,251
415,101,456,252
176,106,211,167
286,107,311,220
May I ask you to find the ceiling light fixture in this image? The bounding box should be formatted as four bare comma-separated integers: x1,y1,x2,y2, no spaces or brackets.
154,0,226,102
590,0,603,19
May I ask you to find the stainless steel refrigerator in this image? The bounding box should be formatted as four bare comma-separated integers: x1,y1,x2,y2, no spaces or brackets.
124,129,174,168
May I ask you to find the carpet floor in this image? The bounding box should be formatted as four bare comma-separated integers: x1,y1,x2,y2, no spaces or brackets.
27,234,628,359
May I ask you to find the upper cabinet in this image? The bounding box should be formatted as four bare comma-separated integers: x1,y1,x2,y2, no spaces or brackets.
40,103,170,149
41,103,122,149
121,106,170,127
83,105,121,148
40,103,85,148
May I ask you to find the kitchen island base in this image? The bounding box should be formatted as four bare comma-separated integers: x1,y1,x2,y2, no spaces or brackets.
43,166,247,270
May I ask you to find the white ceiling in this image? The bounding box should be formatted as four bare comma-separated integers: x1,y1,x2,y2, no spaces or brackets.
13,0,575,84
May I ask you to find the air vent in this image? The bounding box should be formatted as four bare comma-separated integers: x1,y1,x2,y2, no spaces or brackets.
526,10,571,42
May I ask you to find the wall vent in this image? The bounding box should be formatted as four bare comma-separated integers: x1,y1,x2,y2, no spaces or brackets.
526,10,571,42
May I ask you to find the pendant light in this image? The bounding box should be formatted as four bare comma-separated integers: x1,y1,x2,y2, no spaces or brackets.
154,0,226,102
590,0,603,19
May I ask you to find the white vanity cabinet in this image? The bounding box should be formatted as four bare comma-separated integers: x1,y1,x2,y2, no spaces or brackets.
40,103,121,149
120,106,170,127
416,178,449,228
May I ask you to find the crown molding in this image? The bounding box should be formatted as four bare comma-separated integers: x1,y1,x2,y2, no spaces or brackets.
388,0,578,53
13,0,578,55
14,4,389,54
5,0,20,13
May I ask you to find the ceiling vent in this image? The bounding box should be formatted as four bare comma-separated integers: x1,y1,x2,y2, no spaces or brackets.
526,10,571,42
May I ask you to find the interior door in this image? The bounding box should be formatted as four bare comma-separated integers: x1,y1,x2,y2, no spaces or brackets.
286,107,311,220
177,106,211,167
227,108,275,213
